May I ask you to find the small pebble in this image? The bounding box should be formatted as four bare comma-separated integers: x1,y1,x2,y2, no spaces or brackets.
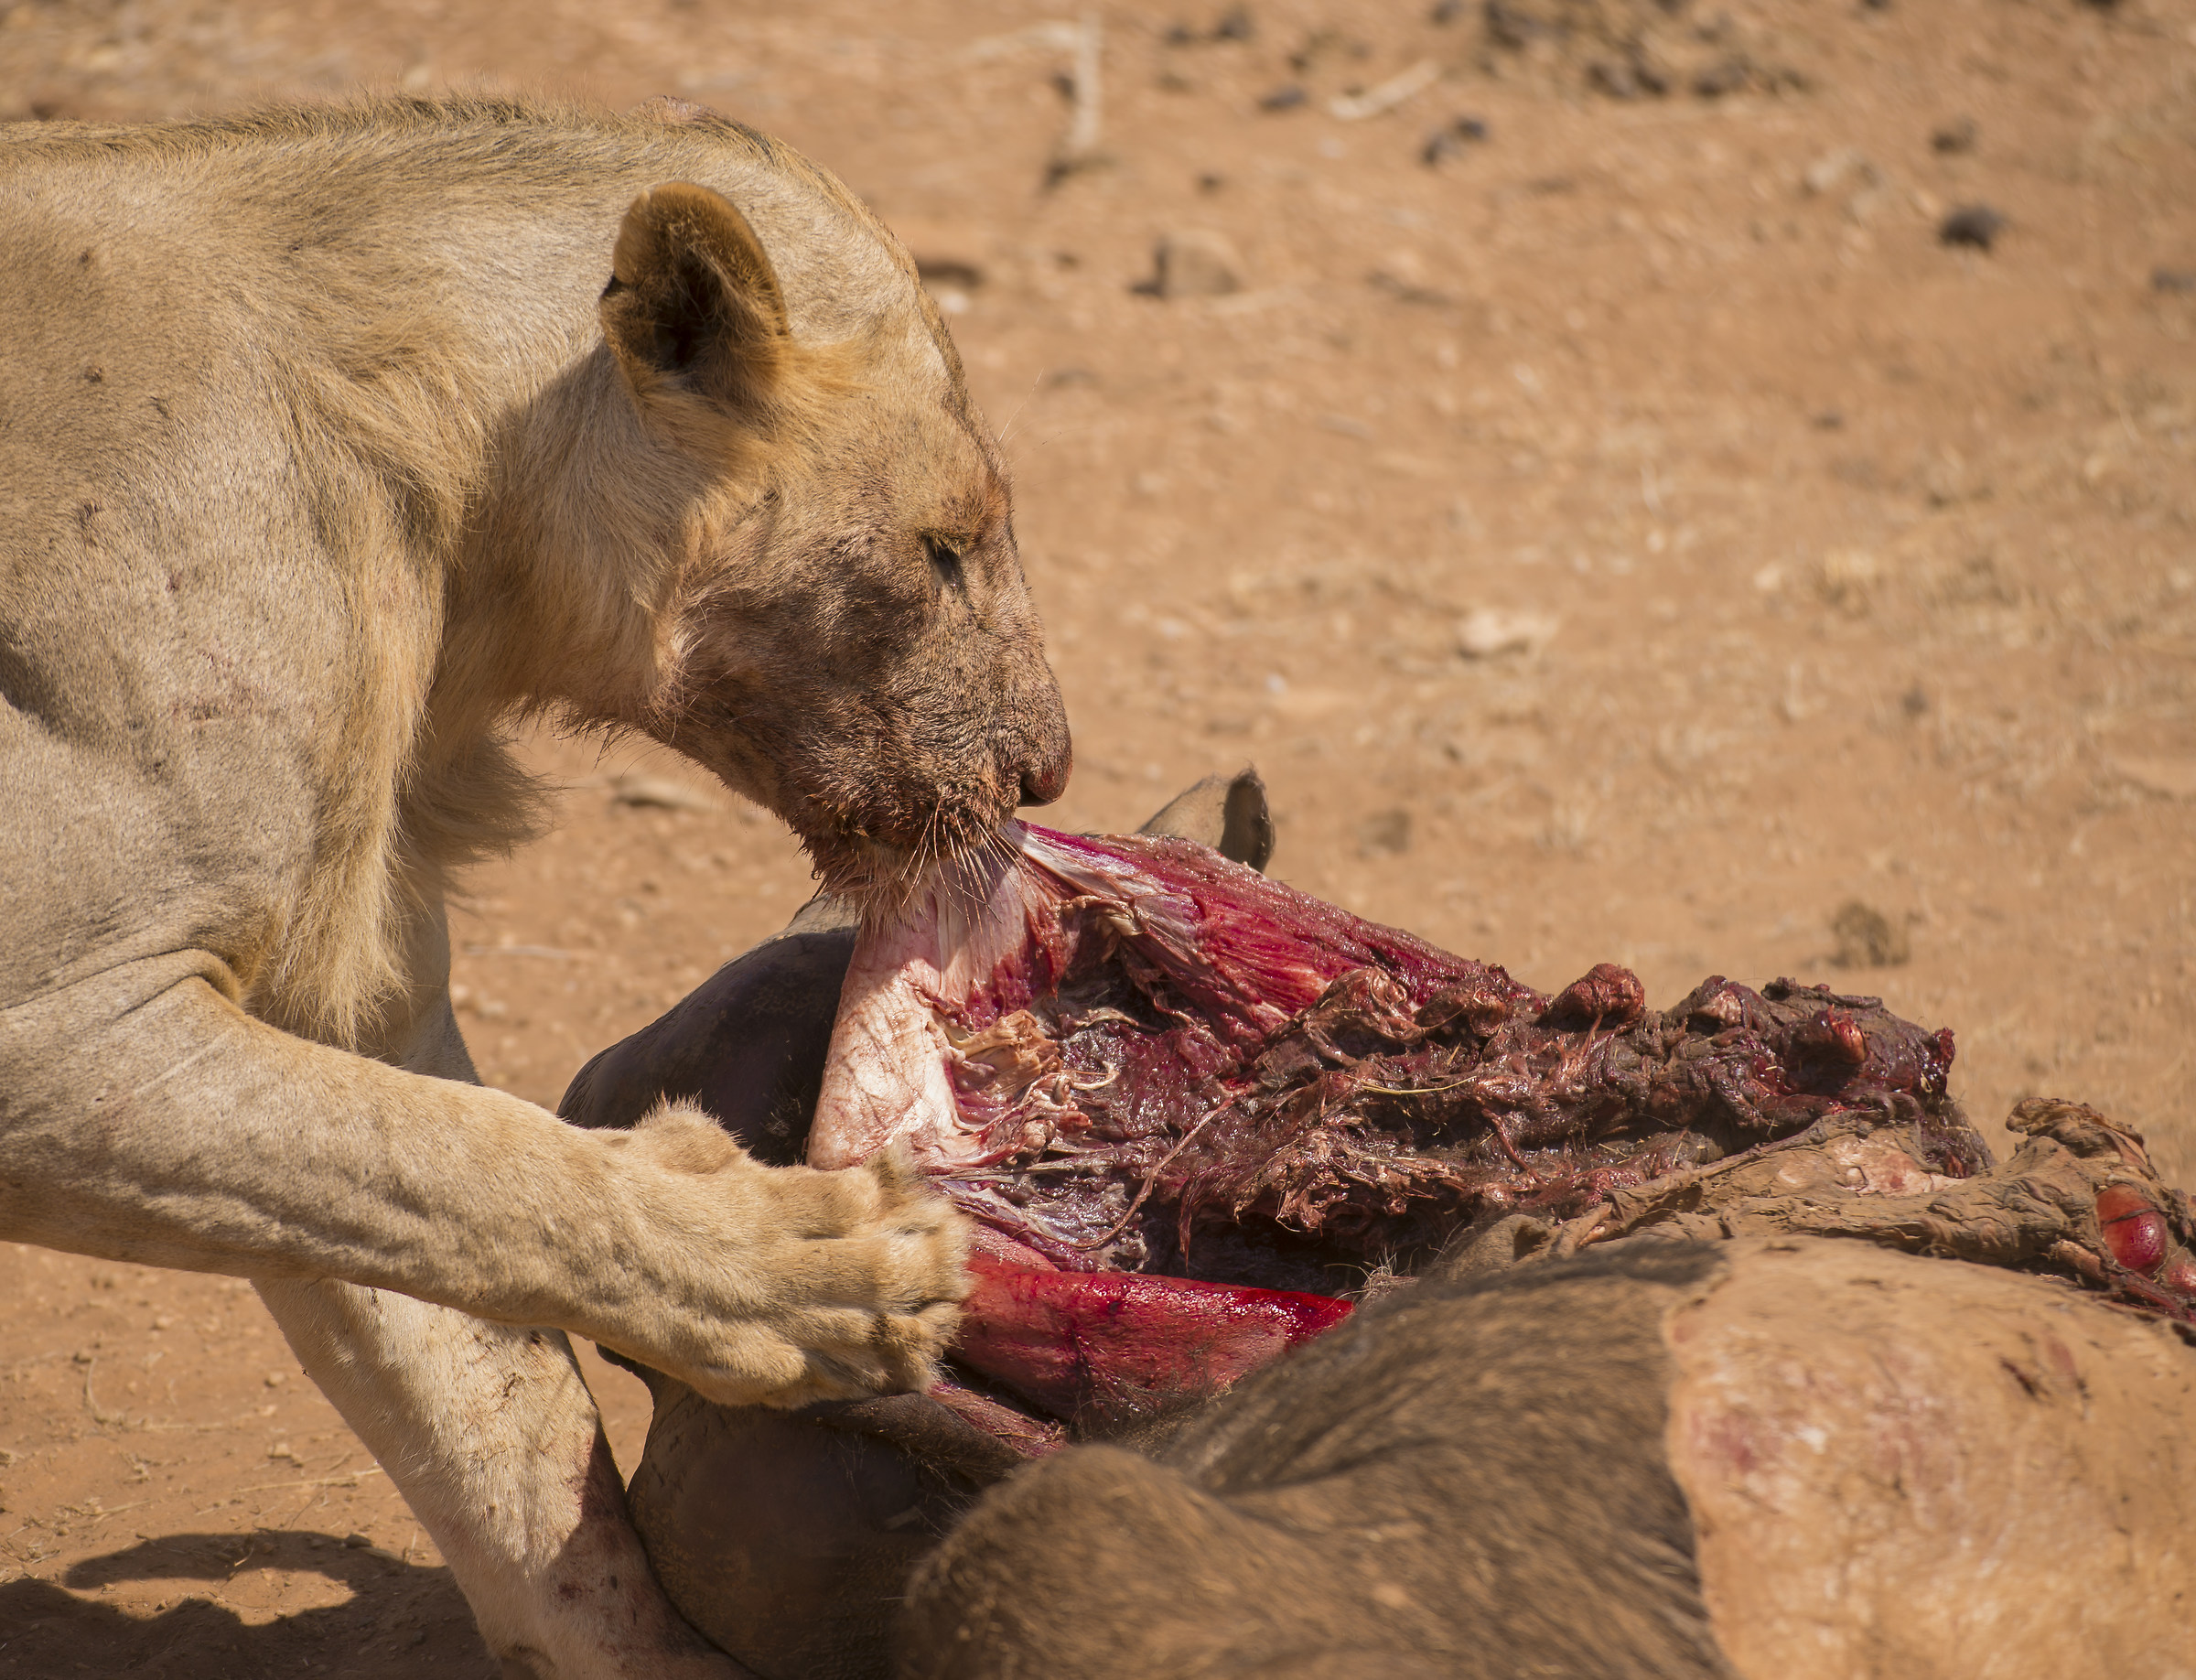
1830,901,1910,969
1258,83,1307,111
1144,230,1243,298
1692,59,1749,99
1930,116,1977,155
2153,267,2196,295
1939,204,2006,251
914,257,983,294
1357,808,1413,857
1421,115,1490,166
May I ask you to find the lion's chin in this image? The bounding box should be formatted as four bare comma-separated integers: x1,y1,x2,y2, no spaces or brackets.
803,832,911,906
803,814,1028,926
796,788,1024,914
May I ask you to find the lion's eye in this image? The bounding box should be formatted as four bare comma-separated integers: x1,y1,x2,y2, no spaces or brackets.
922,533,964,587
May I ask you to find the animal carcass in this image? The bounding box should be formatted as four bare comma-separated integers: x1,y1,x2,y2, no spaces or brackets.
563,781,2196,1680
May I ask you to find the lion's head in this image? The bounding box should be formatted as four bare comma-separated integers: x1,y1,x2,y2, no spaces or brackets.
582,178,1071,901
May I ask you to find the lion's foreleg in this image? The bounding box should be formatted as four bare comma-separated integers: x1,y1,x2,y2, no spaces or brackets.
257,963,748,1680
2,951,961,1675
0,955,963,1403
258,1277,748,1680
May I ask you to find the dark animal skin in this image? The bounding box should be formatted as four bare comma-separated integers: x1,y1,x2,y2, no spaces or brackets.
562,894,857,1171
609,1372,1023,1680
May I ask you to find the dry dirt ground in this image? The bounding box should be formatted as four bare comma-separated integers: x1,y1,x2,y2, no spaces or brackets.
4,0,2193,1673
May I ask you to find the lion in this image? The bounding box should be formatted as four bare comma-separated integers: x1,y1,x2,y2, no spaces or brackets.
0,94,1069,1679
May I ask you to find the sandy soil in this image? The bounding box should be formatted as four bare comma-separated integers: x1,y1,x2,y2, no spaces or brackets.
3,0,2192,1672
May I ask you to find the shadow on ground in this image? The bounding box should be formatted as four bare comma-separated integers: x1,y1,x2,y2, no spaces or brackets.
0,1531,495,1679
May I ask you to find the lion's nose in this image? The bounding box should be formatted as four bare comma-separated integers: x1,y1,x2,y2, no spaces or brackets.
1018,743,1071,807
1013,662,1073,808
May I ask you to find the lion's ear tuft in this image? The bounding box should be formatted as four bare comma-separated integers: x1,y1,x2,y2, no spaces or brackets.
600,181,789,417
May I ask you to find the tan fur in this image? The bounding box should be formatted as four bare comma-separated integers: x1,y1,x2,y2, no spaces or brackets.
0,95,1068,1678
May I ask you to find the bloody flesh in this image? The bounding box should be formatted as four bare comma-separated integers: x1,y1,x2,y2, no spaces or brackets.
809,823,1979,1434
2097,1184,2171,1273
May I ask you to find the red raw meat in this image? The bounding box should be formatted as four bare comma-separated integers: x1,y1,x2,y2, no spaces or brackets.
953,1237,1350,1432
807,823,1978,1435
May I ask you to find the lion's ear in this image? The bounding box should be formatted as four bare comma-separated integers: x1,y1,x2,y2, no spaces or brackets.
599,181,788,417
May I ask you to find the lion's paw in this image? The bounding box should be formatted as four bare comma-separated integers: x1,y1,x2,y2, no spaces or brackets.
618,1124,971,1410
735,1144,970,1407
